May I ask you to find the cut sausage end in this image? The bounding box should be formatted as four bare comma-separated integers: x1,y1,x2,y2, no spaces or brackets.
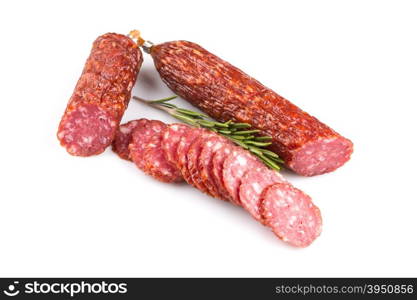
261,183,322,247
288,136,353,176
57,104,116,156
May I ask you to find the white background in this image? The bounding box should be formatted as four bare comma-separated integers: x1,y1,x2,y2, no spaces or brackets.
0,0,416,277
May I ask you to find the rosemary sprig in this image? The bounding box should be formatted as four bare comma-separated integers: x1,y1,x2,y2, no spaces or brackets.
133,96,283,171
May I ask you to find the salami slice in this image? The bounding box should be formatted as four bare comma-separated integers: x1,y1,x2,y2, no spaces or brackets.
239,167,286,222
112,119,148,160
186,131,217,193
112,118,322,246
222,148,263,205
129,120,166,170
161,123,191,165
143,133,183,183
212,146,233,202
260,183,322,247
175,128,203,178
197,136,232,199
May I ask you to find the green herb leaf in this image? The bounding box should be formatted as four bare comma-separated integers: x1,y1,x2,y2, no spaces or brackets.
134,95,283,171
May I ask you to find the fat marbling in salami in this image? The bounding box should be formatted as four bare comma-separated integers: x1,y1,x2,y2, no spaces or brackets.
114,119,322,247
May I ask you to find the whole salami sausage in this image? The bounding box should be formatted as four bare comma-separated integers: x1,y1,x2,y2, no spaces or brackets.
57,33,142,156
147,40,353,176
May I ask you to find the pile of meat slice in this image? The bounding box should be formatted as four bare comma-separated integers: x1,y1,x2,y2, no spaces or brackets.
112,119,322,247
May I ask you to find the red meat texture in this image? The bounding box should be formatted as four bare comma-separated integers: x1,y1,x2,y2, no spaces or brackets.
57,33,143,156
113,120,322,247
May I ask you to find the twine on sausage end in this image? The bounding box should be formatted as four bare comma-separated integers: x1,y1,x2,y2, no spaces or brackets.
129,29,154,54
129,30,145,47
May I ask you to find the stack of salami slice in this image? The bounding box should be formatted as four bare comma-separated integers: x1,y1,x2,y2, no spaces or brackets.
112,119,322,247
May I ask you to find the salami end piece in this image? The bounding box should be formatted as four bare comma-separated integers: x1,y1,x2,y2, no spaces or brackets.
58,33,142,157
288,136,353,176
57,104,115,156
260,183,322,247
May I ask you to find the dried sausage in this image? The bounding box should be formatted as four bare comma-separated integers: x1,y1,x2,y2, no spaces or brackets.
112,119,147,160
260,183,322,247
142,133,182,183
57,33,142,156
186,130,217,194
222,148,261,205
162,123,191,165
212,146,234,202
239,167,286,222
175,128,203,183
149,41,353,176
115,119,322,247
129,120,166,171
197,136,232,199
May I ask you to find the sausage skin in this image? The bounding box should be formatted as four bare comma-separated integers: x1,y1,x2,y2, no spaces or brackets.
57,33,142,156
150,41,353,176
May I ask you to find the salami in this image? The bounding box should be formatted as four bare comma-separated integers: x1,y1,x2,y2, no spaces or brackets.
239,167,286,222
197,136,232,199
149,40,353,176
142,133,182,183
114,118,322,247
186,131,217,194
212,146,234,202
129,120,166,170
222,148,262,205
175,128,203,181
260,183,322,247
112,119,147,160
161,123,191,165
57,33,142,156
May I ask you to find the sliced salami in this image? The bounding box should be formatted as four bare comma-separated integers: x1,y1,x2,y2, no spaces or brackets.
222,148,263,205
212,146,233,202
260,183,322,247
197,136,232,199
112,119,148,160
239,167,286,222
143,133,183,183
187,131,217,193
175,128,203,178
161,123,191,165
129,120,166,170
112,118,322,247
